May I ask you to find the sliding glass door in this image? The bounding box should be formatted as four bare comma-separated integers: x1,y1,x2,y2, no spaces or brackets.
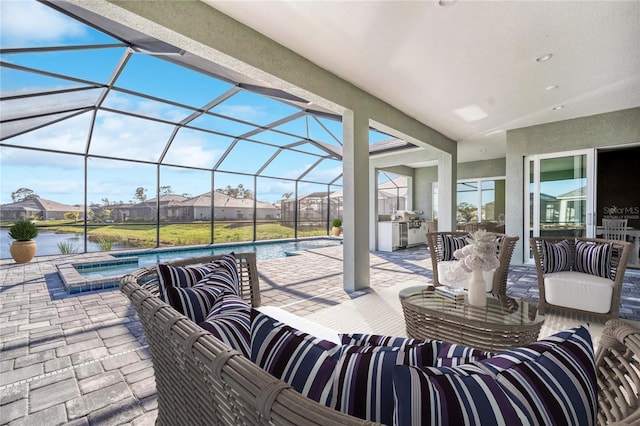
524,150,595,262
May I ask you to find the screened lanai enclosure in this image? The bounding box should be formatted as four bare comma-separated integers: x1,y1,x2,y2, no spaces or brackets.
0,0,409,258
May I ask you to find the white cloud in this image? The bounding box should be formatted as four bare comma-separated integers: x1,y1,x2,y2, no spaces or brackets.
1,1,86,47
216,104,267,121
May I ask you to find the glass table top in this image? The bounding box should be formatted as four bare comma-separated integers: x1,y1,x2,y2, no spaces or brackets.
402,288,543,327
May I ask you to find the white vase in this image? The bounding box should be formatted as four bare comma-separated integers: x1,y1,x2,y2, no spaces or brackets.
468,269,487,307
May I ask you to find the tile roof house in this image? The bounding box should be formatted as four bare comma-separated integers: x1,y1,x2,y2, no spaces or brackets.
0,197,82,221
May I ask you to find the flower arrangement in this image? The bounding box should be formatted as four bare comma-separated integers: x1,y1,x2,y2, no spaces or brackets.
453,229,500,272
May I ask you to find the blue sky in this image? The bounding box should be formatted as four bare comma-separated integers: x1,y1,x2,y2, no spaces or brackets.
0,0,390,206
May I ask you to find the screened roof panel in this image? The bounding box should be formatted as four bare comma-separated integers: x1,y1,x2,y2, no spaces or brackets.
259,149,322,180
3,47,126,84
303,158,343,183
115,54,234,108
3,112,92,153
307,117,342,147
249,129,305,147
217,140,279,175
0,66,92,94
271,115,310,139
287,142,334,156
102,90,195,123
89,110,174,161
1,88,101,121
188,112,257,137
1,110,83,140
210,90,301,127
163,128,234,169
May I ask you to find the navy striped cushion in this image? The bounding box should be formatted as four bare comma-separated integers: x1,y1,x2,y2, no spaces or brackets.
440,235,469,261
199,268,241,296
157,263,216,302
166,284,224,323
575,241,613,279
209,293,248,314
213,253,241,292
341,333,433,347
199,302,250,357
331,341,440,425
393,324,597,426
541,239,571,273
250,311,341,405
436,341,492,367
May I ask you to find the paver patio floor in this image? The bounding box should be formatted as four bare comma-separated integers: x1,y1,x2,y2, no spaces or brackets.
2,245,639,425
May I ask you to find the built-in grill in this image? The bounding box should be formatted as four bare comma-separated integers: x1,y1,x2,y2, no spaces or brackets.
409,218,422,229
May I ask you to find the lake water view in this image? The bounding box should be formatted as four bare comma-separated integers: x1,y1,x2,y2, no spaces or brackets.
0,229,132,259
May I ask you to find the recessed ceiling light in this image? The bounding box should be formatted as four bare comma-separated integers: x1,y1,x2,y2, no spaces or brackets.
546,85,559,91
536,53,553,62
453,105,488,122
552,105,565,110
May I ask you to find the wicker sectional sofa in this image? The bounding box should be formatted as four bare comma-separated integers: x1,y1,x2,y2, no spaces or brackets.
120,252,640,425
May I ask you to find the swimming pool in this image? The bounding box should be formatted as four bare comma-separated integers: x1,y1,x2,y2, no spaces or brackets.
74,238,342,279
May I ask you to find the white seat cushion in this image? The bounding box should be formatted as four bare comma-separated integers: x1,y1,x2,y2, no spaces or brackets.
544,271,614,314
437,261,494,292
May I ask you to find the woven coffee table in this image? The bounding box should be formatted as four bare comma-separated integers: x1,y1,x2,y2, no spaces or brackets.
400,288,544,352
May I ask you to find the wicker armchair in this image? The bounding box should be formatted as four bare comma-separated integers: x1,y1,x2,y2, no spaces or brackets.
120,252,377,426
595,319,640,425
530,237,632,319
426,231,519,297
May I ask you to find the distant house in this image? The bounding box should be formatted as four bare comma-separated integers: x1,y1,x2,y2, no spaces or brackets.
0,197,82,221
108,192,278,222
281,191,343,223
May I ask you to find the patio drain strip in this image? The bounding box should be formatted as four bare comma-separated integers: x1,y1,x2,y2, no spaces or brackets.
0,344,149,391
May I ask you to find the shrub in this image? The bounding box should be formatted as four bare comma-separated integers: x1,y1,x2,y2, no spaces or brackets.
332,218,342,227
57,241,78,254
8,220,38,241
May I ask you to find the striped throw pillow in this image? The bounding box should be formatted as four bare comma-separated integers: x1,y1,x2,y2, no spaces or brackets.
199,268,241,297
331,341,440,425
250,311,341,406
541,239,571,273
393,324,597,426
199,301,251,357
157,263,216,302
166,284,225,323
574,240,613,279
213,253,241,291
440,235,469,261
436,341,492,367
340,333,440,365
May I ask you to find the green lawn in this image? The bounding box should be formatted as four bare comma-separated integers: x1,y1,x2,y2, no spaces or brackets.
30,221,327,248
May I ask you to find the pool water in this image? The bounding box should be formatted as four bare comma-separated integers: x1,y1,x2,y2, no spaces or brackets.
75,238,342,279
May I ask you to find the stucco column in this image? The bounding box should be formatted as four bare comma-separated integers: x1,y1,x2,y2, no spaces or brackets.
343,109,370,291
437,152,457,231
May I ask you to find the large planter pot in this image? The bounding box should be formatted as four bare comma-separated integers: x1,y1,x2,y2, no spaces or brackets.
10,240,37,264
331,226,342,236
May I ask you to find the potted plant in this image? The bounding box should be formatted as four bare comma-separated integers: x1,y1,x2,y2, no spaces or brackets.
8,220,38,263
331,218,342,236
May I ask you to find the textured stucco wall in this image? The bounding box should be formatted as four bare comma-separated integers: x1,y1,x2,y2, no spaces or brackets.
458,158,506,180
